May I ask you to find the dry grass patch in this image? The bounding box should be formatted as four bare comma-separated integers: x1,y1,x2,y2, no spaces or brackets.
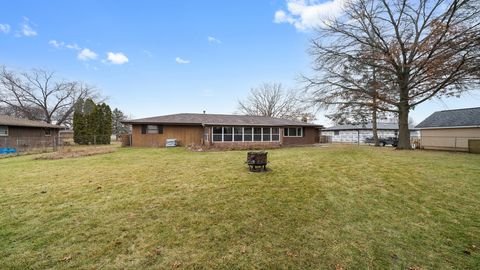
34,145,117,160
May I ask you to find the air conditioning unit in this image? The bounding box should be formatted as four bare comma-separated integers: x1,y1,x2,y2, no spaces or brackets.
165,139,177,147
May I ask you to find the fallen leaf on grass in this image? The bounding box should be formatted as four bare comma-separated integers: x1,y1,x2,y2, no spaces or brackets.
286,250,297,257
172,260,181,268
60,255,72,262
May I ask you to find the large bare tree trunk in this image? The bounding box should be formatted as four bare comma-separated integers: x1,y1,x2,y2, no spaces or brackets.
397,97,411,150
372,107,379,147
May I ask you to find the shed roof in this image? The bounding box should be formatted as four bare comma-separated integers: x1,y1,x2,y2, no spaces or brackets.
0,115,62,129
416,107,480,129
122,113,322,127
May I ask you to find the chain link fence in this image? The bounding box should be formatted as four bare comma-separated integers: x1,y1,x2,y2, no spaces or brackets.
0,135,114,155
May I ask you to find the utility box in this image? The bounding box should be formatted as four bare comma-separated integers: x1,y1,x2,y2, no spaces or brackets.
468,139,480,154
165,139,177,147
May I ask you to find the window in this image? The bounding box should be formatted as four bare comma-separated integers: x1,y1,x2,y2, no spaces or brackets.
212,127,222,142
253,127,262,141
234,127,243,141
284,127,303,137
244,127,253,141
146,125,163,134
263,127,271,141
223,127,233,141
0,126,8,136
211,126,280,142
334,130,340,136
272,128,279,141
45,129,51,136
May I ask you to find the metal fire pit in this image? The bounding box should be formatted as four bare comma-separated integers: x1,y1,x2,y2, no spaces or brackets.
246,151,268,172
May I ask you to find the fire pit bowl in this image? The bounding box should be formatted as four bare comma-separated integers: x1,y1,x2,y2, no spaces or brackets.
246,151,268,172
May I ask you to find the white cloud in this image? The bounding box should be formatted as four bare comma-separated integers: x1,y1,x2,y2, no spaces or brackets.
20,17,37,37
49,40,65,48
208,36,222,44
175,57,190,64
78,48,98,61
274,0,348,31
66,43,81,50
0,24,10,34
106,52,129,65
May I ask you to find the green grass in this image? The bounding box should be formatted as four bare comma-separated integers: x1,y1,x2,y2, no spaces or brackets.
1,146,479,269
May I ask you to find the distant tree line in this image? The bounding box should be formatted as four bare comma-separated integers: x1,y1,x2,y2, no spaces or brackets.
73,98,112,145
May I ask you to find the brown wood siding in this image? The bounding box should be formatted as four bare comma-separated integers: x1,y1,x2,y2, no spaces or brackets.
0,126,59,148
131,124,204,147
282,127,318,145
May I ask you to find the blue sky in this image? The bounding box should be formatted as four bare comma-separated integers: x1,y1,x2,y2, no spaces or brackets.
1,0,478,125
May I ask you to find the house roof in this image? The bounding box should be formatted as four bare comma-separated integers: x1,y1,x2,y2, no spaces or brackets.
323,122,416,131
122,113,323,127
416,107,480,129
0,115,62,129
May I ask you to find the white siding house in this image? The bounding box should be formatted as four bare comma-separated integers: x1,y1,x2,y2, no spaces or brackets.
321,122,419,143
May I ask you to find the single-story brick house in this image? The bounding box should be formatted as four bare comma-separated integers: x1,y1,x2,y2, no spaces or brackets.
416,107,480,152
0,115,62,150
122,113,323,147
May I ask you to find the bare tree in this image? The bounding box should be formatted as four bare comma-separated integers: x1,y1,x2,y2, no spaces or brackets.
238,82,314,121
305,0,480,149
0,66,98,126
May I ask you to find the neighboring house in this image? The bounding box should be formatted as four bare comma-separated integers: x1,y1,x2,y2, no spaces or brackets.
0,115,62,150
321,122,419,143
416,107,480,152
122,113,323,147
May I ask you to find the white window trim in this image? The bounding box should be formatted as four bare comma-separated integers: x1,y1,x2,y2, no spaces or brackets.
0,126,8,137
211,126,280,142
284,127,303,137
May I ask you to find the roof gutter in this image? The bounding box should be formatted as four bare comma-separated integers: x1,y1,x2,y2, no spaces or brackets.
416,125,480,130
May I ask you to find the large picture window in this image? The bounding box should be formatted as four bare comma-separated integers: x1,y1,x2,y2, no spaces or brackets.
262,128,271,141
234,127,243,141
272,128,279,141
212,127,222,142
0,126,8,136
254,127,262,141
212,126,280,142
223,127,233,141
284,127,303,137
244,127,252,141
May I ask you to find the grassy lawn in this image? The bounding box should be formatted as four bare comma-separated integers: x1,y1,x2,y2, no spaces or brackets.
0,146,479,269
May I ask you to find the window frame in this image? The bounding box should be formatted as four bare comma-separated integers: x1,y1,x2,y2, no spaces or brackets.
44,128,52,137
211,126,280,142
145,124,164,134
0,126,8,137
284,127,304,137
